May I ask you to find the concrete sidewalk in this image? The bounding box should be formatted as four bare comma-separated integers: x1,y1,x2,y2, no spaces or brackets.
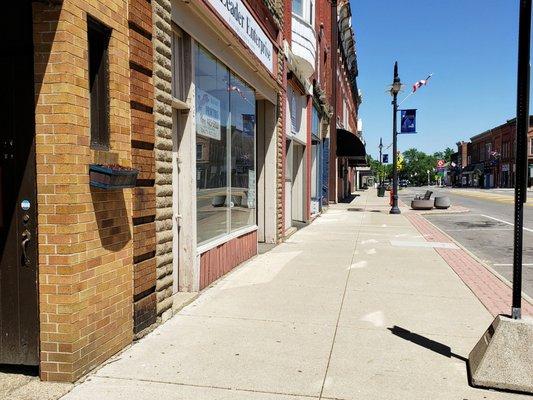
62,191,529,400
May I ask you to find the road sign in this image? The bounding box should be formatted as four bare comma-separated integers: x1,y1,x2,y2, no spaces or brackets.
436,159,445,168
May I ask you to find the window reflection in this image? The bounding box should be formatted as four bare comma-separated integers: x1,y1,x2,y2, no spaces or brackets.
229,73,255,232
195,46,230,245
195,45,256,245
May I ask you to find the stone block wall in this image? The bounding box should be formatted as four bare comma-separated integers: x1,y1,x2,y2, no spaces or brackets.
32,0,133,382
152,0,175,322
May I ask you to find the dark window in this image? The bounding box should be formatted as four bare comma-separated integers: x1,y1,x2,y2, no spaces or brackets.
88,17,111,150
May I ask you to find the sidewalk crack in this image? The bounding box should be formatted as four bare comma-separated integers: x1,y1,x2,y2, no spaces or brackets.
318,195,368,400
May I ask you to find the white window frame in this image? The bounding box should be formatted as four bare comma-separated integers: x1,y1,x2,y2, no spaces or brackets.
293,0,315,25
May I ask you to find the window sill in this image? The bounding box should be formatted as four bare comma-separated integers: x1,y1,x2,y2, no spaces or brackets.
197,225,258,255
172,97,190,110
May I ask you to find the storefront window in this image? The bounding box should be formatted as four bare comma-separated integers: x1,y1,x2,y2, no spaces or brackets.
230,73,256,232
312,106,320,138
195,45,256,245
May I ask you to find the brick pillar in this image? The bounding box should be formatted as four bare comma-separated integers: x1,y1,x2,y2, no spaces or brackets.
129,0,158,336
33,0,132,382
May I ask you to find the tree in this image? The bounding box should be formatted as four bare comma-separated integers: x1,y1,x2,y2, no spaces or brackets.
443,147,454,163
401,148,438,186
368,155,393,183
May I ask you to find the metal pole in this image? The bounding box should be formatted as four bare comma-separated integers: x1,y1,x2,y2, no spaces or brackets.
379,137,383,185
512,0,531,320
390,62,401,214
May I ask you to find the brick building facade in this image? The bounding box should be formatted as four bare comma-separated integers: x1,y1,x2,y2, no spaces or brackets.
458,118,533,188
0,0,362,382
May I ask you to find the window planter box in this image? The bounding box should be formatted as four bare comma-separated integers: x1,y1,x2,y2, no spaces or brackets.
89,164,138,189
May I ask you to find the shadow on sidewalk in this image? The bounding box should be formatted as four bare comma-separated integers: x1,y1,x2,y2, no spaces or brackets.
339,194,359,203
387,325,467,362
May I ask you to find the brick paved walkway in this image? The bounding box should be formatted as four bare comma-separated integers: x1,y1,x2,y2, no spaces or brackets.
406,213,533,317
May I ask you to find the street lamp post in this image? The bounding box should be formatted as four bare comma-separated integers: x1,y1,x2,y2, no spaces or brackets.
389,62,402,214
427,169,430,187
378,137,383,185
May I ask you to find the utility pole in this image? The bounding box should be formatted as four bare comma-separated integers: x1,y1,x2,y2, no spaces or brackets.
511,0,531,319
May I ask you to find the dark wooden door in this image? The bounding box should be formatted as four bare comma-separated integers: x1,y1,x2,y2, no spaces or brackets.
0,2,39,366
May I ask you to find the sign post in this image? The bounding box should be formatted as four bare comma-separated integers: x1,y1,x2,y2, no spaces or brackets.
511,0,531,320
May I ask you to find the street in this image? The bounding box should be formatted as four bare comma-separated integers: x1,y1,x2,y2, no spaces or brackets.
399,187,533,299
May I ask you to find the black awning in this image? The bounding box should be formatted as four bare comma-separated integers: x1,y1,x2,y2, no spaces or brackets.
462,163,484,174
462,164,475,173
336,129,366,161
348,158,368,167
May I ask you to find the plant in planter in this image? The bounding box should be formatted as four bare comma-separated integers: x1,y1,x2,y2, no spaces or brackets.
89,164,139,189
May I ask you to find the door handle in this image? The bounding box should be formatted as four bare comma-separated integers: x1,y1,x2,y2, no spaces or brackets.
21,229,31,267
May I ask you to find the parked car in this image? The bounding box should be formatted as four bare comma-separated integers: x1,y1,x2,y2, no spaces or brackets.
399,179,410,187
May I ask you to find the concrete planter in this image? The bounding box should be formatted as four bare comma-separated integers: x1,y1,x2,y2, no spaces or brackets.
434,196,451,209
411,199,434,210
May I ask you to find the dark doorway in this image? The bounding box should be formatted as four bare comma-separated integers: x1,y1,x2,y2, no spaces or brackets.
0,2,39,365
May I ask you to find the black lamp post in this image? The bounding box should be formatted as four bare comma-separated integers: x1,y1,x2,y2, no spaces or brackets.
390,62,402,214
378,137,383,185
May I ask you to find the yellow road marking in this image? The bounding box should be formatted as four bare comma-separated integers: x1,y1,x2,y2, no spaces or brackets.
451,190,533,207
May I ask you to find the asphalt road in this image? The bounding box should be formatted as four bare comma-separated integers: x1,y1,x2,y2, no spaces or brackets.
399,187,533,299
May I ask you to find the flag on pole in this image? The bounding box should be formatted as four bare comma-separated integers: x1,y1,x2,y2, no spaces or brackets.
412,74,433,93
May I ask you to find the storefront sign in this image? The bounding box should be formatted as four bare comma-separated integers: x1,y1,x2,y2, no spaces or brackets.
196,88,221,140
208,0,274,73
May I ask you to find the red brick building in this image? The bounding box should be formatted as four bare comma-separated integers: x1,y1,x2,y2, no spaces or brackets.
459,117,533,188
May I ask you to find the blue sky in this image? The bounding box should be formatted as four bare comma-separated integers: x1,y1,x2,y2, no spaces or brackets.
350,0,528,159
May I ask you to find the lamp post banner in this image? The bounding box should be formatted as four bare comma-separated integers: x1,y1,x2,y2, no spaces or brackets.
400,109,417,134
382,154,389,163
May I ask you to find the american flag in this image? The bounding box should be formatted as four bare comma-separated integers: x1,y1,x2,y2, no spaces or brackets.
412,74,433,93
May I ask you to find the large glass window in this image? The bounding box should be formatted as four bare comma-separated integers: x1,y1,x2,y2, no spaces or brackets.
195,46,230,244
311,106,320,138
293,0,303,17
230,73,256,232
195,45,256,245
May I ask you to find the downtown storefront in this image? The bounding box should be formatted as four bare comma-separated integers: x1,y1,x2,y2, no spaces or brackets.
170,0,281,290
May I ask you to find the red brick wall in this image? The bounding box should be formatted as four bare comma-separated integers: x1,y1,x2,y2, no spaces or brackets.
199,231,258,290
